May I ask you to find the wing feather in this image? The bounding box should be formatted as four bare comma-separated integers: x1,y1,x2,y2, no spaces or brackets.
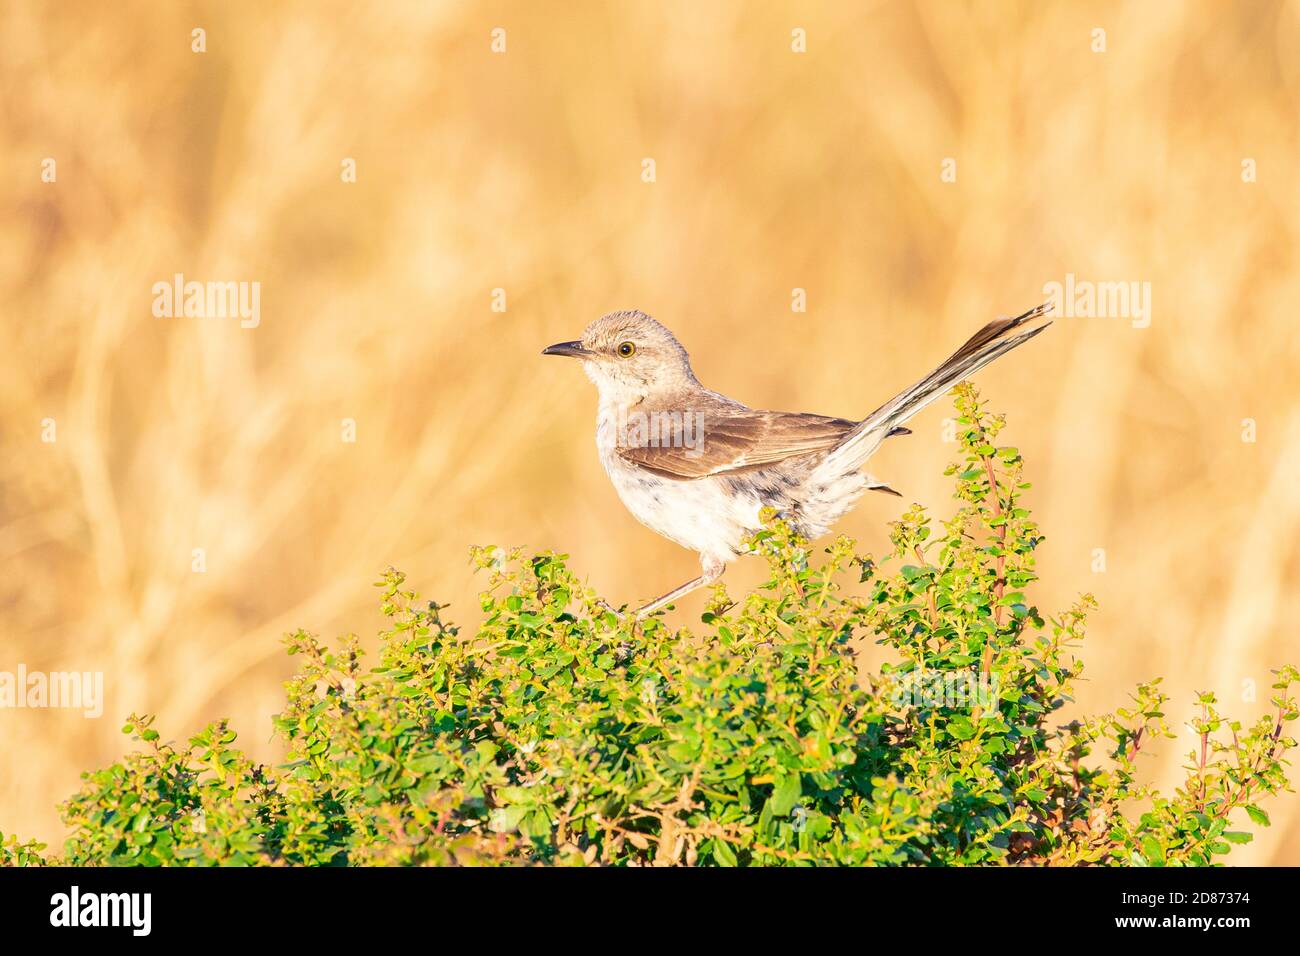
615,406,856,480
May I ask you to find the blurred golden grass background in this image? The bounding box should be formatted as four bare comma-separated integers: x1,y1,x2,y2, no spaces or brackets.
3,0,1299,862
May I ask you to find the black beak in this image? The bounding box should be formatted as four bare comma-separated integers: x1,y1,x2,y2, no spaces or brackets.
542,340,593,359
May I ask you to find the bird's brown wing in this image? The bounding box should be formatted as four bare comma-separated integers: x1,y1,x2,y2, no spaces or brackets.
615,404,858,480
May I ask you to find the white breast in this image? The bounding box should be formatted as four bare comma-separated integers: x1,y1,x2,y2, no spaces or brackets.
594,405,759,562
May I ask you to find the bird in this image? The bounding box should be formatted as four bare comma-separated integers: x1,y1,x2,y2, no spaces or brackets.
542,302,1052,618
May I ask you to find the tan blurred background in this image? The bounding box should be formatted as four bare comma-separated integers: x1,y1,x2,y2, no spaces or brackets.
3,0,1298,862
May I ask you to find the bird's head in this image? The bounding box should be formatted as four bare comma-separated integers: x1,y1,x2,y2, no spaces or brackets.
543,310,699,402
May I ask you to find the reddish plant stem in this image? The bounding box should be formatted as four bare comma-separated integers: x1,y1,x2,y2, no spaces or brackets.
1214,700,1290,819
980,453,1007,681
982,455,1007,627
1197,701,1209,811
913,545,940,634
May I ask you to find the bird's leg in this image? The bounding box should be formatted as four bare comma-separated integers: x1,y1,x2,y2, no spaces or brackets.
595,599,626,620
635,556,726,619
634,577,705,618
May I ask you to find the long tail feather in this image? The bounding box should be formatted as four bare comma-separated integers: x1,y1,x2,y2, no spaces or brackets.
815,302,1052,478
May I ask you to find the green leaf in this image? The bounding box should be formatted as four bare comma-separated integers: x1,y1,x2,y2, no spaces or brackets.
770,773,802,817
1245,805,1270,827
948,716,976,740
1141,836,1164,865
489,805,529,833
712,839,738,867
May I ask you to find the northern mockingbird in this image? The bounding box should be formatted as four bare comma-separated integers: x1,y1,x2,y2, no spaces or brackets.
543,303,1051,617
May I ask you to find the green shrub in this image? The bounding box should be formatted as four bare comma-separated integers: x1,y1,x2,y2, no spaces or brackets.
4,385,1295,867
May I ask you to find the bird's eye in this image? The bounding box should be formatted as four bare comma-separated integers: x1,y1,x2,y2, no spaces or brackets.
616,341,636,358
